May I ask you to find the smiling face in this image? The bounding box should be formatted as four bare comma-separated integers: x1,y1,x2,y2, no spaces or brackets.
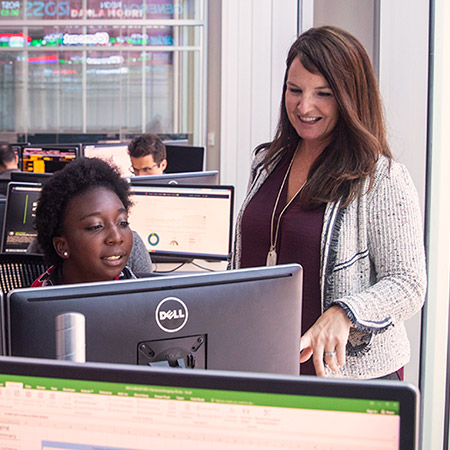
285,57,339,150
53,187,133,284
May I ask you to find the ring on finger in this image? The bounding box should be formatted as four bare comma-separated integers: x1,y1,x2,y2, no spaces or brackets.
324,351,336,358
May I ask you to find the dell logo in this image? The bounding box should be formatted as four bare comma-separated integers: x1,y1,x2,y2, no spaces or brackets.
159,309,185,321
155,297,188,333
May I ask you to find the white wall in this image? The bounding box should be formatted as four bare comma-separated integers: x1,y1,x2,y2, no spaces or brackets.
220,0,298,209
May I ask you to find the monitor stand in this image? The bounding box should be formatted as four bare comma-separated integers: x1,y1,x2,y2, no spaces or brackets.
138,335,206,369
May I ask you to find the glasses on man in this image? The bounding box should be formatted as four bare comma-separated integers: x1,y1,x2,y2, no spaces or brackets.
129,163,159,175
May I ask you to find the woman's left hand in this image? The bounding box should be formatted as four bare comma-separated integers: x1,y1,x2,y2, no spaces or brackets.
300,305,352,376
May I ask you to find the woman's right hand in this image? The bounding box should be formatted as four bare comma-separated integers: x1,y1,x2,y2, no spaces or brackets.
300,305,352,376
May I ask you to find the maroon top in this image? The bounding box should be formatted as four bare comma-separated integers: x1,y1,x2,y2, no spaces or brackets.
240,151,325,375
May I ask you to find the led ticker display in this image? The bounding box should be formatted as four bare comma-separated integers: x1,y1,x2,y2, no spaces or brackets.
0,29,175,48
0,1,193,20
0,1,20,18
0,32,31,47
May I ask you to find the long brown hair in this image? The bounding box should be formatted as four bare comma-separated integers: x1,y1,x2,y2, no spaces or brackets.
263,26,391,208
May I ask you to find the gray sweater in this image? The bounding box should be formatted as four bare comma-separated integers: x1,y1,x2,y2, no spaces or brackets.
231,151,427,378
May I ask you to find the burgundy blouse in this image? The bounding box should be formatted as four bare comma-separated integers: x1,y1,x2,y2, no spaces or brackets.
240,151,325,375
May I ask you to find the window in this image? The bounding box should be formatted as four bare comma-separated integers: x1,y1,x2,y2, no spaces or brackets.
0,0,206,144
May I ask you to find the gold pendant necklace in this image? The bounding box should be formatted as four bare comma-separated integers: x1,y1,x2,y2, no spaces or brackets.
266,148,306,266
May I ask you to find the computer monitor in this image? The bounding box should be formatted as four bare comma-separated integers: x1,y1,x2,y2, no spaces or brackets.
0,356,419,449
6,264,303,375
21,144,80,173
128,184,234,261
165,144,204,173
1,182,41,253
83,142,131,177
10,171,53,184
128,170,219,186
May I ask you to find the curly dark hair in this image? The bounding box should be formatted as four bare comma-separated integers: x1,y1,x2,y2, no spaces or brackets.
127,133,166,163
35,157,132,266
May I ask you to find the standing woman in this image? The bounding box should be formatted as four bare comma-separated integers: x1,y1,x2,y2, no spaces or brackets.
230,26,426,379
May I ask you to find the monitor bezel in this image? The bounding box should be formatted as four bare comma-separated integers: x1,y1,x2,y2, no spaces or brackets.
129,183,234,261
10,171,53,184
0,355,419,450
127,170,219,186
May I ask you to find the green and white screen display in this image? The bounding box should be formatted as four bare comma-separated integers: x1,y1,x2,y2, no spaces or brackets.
0,374,400,449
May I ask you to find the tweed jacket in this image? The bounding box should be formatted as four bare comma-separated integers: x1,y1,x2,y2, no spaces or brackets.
230,149,427,378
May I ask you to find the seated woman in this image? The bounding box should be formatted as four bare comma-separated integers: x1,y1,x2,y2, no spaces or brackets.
32,157,137,286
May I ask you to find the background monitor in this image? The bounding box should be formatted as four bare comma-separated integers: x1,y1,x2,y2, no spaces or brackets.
6,264,303,375
0,356,419,449
21,144,80,173
1,182,41,253
10,171,53,184
128,184,234,261
165,144,204,173
128,170,219,186
83,143,131,177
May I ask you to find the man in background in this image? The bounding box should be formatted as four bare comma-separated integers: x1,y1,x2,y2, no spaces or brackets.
127,134,167,176
0,144,19,178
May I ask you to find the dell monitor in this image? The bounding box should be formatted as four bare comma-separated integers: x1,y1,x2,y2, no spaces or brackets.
83,142,131,177
0,356,419,449
128,184,233,261
21,144,80,173
1,182,41,253
6,264,303,375
165,143,204,173
128,170,219,186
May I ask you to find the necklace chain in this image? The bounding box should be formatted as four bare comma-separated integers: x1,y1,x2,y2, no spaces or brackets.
267,147,306,266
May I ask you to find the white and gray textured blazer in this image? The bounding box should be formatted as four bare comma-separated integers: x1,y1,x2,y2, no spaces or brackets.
231,149,427,379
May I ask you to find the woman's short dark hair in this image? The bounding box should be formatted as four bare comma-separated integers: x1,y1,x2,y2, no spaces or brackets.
263,26,391,208
35,157,132,266
127,133,166,163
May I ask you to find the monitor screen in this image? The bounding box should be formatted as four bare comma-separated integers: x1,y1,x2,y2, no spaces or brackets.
83,143,131,177
0,356,419,449
128,184,233,261
128,170,219,186
1,182,41,253
6,264,303,375
21,144,80,173
165,144,204,173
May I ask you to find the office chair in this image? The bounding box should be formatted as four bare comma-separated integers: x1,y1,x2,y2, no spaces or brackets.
0,253,47,295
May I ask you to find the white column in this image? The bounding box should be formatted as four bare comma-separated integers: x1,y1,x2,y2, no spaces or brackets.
378,0,429,387
420,0,450,447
